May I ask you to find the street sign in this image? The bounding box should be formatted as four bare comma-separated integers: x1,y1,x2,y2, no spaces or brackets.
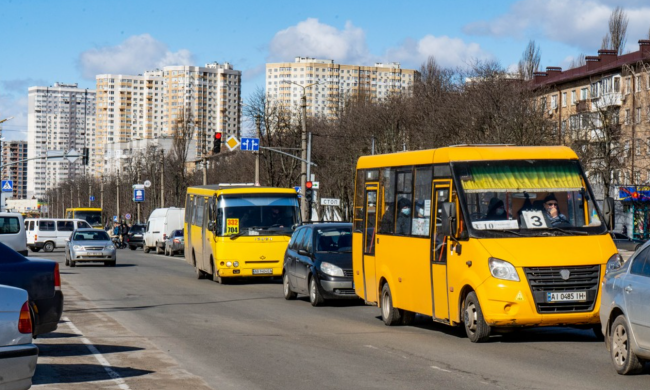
113,215,118,222
133,188,145,202
125,213,132,220
89,195,95,201
320,198,341,206
46,150,65,160
225,135,240,151
1,180,13,192
240,137,260,151
66,149,80,163
143,180,151,188
312,181,320,189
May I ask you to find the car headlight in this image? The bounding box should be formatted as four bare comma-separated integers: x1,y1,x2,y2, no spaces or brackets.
488,257,520,281
606,253,624,273
320,262,344,277
106,245,115,250
73,245,82,250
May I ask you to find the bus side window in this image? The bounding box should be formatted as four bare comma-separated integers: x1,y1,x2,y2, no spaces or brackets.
433,188,450,263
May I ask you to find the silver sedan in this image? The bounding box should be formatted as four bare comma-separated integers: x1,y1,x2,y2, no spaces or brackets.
600,245,650,374
65,228,116,267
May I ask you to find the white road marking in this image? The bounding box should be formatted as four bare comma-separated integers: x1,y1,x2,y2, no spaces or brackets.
63,316,131,390
431,366,451,373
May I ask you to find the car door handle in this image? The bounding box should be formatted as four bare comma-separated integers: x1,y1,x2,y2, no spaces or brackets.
625,285,633,294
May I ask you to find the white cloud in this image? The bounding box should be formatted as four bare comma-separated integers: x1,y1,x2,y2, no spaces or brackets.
77,34,194,79
464,0,650,51
385,35,493,69
268,18,374,64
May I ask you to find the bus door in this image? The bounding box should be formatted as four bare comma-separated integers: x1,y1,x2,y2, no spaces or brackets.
204,197,216,269
362,184,379,303
430,180,451,321
185,194,194,264
201,197,211,271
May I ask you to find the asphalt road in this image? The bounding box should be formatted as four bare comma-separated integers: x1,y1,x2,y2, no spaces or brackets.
27,247,648,390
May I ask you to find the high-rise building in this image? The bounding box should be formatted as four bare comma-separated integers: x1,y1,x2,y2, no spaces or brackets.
95,62,242,175
1,141,28,199
27,83,96,200
265,57,418,118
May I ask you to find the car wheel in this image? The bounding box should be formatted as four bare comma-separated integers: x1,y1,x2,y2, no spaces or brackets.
463,291,491,343
283,273,297,300
30,247,41,253
309,276,324,306
43,241,55,252
70,260,76,267
129,245,136,250
104,261,111,267
380,283,402,325
610,315,644,375
65,254,70,266
144,245,150,253
156,244,164,254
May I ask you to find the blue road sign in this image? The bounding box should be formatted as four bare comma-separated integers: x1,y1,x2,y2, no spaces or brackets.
89,195,95,202
1,180,13,192
113,215,118,222
134,188,145,202
240,137,260,151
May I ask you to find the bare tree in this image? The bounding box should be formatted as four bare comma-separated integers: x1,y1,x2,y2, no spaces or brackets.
602,6,629,55
517,40,541,80
570,53,586,68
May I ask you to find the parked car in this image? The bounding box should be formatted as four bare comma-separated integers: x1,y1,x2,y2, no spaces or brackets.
0,284,38,390
283,223,356,306
600,243,650,375
143,207,185,254
65,228,116,267
611,232,646,252
0,242,63,337
25,218,92,252
0,212,28,255
125,223,146,250
164,229,184,257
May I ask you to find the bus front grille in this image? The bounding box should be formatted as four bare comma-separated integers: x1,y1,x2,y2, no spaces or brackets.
523,265,600,314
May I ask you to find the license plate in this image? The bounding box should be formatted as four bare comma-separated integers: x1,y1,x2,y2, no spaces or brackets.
253,268,273,275
90,252,103,256
547,291,587,302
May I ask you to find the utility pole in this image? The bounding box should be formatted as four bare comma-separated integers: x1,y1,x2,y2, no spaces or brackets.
202,157,207,185
300,93,308,220
100,175,104,225
77,182,81,208
70,185,73,211
116,170,120,223
254,115,261,186
136,166,141,224
160,150,164,208
88,181,92,207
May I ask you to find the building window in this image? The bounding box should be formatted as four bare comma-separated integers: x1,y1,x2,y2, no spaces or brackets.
637,107,642,123
551,94,557,109
625,109,630,125
562,92,567,107
614,77,620,92
636,139,642,155
625,77,631,94
636,75,642,92
571,90,576,105
635,171,641,184
580,88,588,100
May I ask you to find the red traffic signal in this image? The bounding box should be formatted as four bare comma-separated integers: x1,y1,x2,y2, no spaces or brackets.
215,132,222,140
213,132,222,154
306,181,313,189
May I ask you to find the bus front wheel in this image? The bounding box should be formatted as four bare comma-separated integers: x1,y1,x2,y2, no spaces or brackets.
463,291,491,343
381,283,402,326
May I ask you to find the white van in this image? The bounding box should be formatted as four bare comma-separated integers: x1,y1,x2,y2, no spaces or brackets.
143,207,185,254
0,212,28,256
24,218,92,252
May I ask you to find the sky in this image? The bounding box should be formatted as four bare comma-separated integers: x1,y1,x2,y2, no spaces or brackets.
1,0,650,141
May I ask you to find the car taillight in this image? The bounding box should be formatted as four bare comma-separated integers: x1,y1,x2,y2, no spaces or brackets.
18,302,32,334
35,234,37,241
163,233,167,240
54,263,61,291
173,238,181,244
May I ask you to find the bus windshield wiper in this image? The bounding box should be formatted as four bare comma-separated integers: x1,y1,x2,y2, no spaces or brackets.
230,228,254,240
493,229,525,237
541,227,588,236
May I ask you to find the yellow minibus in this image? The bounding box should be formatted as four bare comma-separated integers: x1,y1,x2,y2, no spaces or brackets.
353,145,617,342
65,208,103,228
185,185,300,283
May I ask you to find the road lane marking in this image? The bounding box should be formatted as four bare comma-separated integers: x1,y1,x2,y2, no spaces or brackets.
63,316,131,390
431,366,451,373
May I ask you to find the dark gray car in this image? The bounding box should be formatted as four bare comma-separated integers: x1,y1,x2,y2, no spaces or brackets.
600,244,650,374
283,223,357,306
164,229,184,257
611,232,645,252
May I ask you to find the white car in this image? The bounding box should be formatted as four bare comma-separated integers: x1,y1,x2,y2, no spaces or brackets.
0,284,38,389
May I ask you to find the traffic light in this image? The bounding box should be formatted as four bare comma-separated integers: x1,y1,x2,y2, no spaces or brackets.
82,147,89,165
305,181,314,202
213,132,222,154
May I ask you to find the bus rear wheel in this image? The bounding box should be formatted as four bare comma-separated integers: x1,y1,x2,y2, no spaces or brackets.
381,283,402,326
463,291,491,343
193,253,204,279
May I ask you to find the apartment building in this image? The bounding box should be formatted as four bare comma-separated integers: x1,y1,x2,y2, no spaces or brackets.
96,62,242,175
533,39,650,238
265,57,418,118
27,83,96,200
1,141,28,199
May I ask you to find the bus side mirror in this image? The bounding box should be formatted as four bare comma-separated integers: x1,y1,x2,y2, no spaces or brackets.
208,221,215,232
602,197,615,231
440,202,457,237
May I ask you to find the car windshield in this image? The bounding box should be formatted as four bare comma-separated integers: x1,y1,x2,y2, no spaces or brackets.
74,231,110,241
454,160,607,238
130,225,145,233
315,227,352,252
217,195,300,236
174,230,184,237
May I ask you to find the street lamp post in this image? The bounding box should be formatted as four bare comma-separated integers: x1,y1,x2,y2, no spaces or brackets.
0,116,15,213
285,81,318,220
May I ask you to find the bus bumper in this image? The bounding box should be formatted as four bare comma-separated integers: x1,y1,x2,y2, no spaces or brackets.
476,278,600,327
218,265,283,278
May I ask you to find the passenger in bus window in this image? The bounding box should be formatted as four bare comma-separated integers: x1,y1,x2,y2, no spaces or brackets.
484,198,507,220
543,194,569,227
396,198,412,235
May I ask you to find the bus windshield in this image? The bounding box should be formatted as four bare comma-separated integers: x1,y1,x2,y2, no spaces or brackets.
454,160,607,237
217,195,300,236
73,211,102,226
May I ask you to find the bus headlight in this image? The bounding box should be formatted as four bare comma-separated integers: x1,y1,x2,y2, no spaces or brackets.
320,262,344,277
226,261,232,267
233,261,239,267
488,258,519,281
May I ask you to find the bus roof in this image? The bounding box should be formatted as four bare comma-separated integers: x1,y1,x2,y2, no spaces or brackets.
356,145,578,169
65,208,102,211
186,185,298,196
